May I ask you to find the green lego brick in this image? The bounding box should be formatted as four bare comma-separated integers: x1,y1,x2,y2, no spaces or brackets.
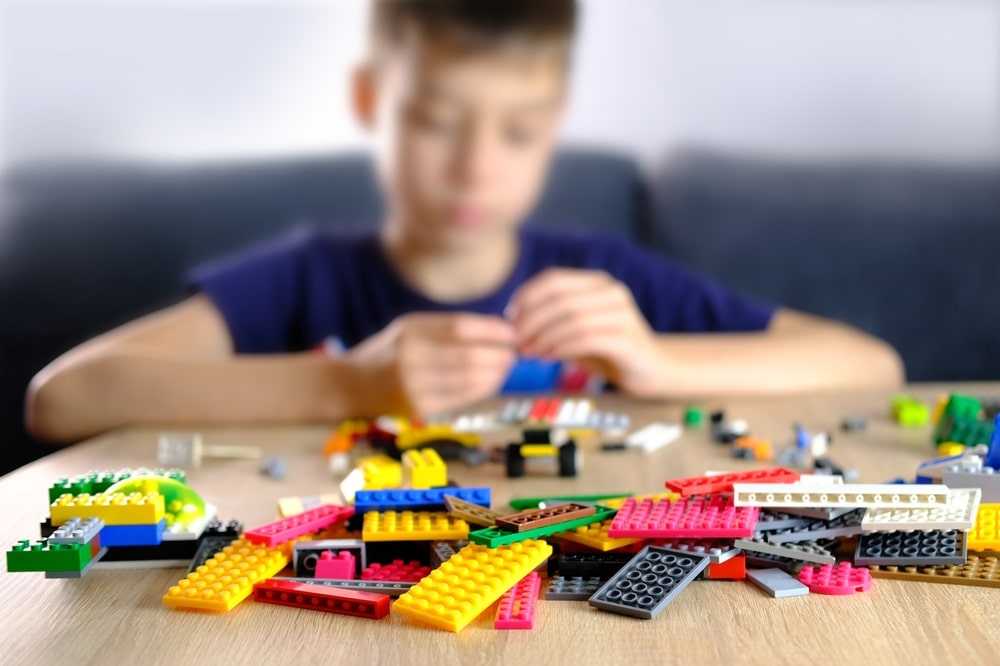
891,395,929,427
469,506,617,547
6,539,96,573
508,494,631,511
48,468,187,502
934,394,984,444
684,406,705,426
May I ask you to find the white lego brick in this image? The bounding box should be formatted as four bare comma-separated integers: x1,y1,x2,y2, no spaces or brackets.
796,474,845,485
861,487,982,532
731,483,950,509
625,423,682,453
555,400,579,426
49,517,104,545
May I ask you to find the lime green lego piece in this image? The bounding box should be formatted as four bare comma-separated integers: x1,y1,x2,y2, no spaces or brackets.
6,539,95,573
891,395,929,427
508,494,632,511
469,506,617,547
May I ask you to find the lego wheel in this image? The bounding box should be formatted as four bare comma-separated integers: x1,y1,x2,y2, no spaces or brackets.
558,440,579,477
506,443,526,478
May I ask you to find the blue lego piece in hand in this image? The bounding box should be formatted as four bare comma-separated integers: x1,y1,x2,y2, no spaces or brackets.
500,358,563,393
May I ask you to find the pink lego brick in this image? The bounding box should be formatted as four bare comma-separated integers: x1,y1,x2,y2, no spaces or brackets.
665,468,800,496
361,559,431,583
797,562,873,595
607,495,760,539
495,571,541,630
315,550,356,580
244,504,355,547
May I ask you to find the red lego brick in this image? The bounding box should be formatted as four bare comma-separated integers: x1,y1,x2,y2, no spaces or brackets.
495,571,541,630
608,495,759,539
797,562,872,595
528,399,551,422
361,560,431,583
253,578,390,618
706,555,746,580
244,505,355,547
315,550,356,580
543,399,563,422
665,468,800,497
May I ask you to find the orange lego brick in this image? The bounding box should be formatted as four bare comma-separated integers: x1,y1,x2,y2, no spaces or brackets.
50,492,165,526
968,504,1000,552
362,511,469,542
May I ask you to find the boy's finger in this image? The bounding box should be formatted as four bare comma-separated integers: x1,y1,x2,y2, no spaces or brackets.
419,313,517,346
513,286,624,347
508,268,612,318
522,310,623,359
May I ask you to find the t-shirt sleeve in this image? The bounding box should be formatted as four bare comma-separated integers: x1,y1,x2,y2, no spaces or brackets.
185,227,317,353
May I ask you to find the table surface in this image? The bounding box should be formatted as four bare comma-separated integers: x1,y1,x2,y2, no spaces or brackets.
3,384,999,666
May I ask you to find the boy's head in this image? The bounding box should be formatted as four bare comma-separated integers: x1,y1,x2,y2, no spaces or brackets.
355,0,578,251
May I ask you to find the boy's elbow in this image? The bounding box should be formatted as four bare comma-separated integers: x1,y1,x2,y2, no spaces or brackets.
24,368,94,444
867,336,906,389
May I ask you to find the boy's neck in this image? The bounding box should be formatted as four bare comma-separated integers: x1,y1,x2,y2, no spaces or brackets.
380,221,520,304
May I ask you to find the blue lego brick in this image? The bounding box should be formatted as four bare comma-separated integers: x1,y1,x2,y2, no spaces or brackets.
99,519,166,547
915,475,935,484
500,358,562,393
588,546,710,620
352,487,491,514
986,415,1000,470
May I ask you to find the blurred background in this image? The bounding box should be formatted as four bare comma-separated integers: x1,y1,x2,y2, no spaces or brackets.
1,0,999,473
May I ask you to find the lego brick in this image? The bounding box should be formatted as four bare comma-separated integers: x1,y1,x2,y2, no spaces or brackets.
734,538,835,565
393,539,552,632
556,518,644,552
588,546,710,620
315,551,356,579
362,560,430,582
293,539,366,578
163,538,288,612
278,577,414,596
6,539,98,573
941,471,1000,503
861,488,982,532
468,506,615,548
100,519,167,547
278,493,343,518
495,503,596,533
495,572,540,630
747,568,810,597
44,548,108,578
968,504,1000,551
650,539,741,564
358,454,403,490
779,506,858,521
544,576,604,600
354,487,491,514
867,553,1000,588
755,511,812,533
93,557,190,570
665,467,800,497
443,495,504,527
854,530,967,566
50,492,165,526
625,423,682,452
48,517,104,545
253,579,390,619
559,552,635,579
187,535,240,574
705,554,746,580
362,511,468,542
608,496,760,539
402,448,447,490
732,483,950,509
603,492,679,510
244,504,355,547
99,539,200,565
47,468,185,502
508,493,632,511
764,509,866,544
743,551,807,574
797,562,872,595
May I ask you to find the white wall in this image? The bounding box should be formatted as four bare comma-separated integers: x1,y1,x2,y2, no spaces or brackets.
1,0,998,168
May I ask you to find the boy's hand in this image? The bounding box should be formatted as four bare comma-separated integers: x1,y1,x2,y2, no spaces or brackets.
345,312,517,417
508,268,663,397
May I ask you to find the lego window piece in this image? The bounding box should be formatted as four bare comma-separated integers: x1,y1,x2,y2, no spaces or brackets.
797,562,872,595
253,579,390,619
588,546,710,619
244,504,355,547
608,496,759,539
495,572,541,630
665,468,800,497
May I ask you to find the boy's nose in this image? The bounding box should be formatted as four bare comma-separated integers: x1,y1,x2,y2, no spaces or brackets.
450,124,496,189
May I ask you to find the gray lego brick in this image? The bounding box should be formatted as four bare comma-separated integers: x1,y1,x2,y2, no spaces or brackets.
430,541,459,569
755,511,812,533
743,551,806,574
276,577,413,597
779,506,859,521
588,546,710,619
747,568,810,598
44,548,108,578
186,535,240,574
653,539,741,564
292,539,366,577
854,529,967,567
765,509,865,544
545,576,604,601
941,470,1000,503
48,517,104,545
735,538,836,565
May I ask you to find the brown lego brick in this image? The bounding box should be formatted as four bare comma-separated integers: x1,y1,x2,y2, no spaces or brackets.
868,553,1000,588
495,503,597,533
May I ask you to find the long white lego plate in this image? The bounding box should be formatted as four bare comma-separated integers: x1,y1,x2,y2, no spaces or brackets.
731,483,950,509
861,487,981,532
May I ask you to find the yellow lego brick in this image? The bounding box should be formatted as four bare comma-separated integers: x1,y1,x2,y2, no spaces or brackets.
521,444,558,458
393,539,552,632
396,423,479,450
443,495,504,527
162,538,287,612
969,504,1000,552
558,519,644,552
402,448,447,490
50,492,165,526
359,454,402,490
362,510,468,542
936,442,966,457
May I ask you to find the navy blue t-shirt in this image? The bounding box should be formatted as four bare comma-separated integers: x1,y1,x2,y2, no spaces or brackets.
187,226,775,356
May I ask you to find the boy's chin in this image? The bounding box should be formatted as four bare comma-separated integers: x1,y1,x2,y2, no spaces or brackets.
418,220,515,250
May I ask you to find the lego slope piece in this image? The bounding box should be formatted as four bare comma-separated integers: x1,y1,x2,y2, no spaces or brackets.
665,468,800,497
747,568,810,598
545,576,604,600
50,492,165,526
608,496,760,539
854,530,966,566
705,554,746,580
589,546,710,620
244,504,355,547
495,572,541,630
867,554,1000,588
355,487,491,514
163,539,288,612
861,488,982,532
254,579,390,619
495,503,596,533
362,511,469,542
967,504,1000,552
393,539,552,632
732,483,950,509
443,495,504,527
797,563,872,595
469,506,615,548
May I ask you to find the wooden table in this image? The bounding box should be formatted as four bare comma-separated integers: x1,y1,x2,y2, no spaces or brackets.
3,385,999,665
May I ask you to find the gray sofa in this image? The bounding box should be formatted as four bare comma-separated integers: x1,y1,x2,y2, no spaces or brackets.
1,148,997,474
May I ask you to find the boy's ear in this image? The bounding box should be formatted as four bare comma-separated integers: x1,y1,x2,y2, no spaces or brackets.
352,64,376,130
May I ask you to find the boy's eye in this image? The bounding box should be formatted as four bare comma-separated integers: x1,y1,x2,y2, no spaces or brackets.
410,108,458,136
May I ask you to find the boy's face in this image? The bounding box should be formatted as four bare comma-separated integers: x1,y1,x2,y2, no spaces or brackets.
358,36,566,250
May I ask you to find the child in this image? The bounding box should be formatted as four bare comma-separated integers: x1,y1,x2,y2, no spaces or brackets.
26,0,903,443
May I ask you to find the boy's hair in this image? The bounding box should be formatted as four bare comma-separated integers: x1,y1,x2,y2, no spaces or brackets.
370,0,578,60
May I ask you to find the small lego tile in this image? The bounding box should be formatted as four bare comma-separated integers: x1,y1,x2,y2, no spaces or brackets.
941,471,1000,504
545,576,604,600
6,539,97,573
244,504,355,547
556,519,644,552
100,519,167,547
186,535,240,574
48,517,104,545
509,493,633,511
559,552,634,579
393,539,553,632
362,511,468,542
651,539,742,564
253,579,390,619
362,560,430,582
732,483,950,509
402,448,447,490
495,572,540,630
665,467,800,497
764,509,866,544
797,562,872,595
608,496,760,539
747,568,809,597
43,547,108,578
354,487,491,514
278,577,414,596
589,546,710,620
496,503,596,533
315,550,356,579
50,492,165,526
443,495,504,527
163,538,288,612
861,488,982,532
968,504,1000,551
734,538,835,565
277,493,343,518
293,539,366,577
468,506,615,548
705,554,746,580
854,530,967,566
